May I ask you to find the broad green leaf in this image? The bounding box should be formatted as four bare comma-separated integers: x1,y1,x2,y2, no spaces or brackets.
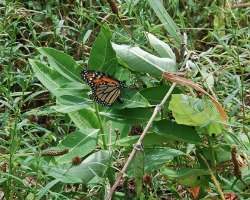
56,129,99,164
115,66,131,82
30,59,98,130
161,168,210,179
140,85,181,105
112,43,176,77
128,147,185,176
99,108,153,125
124,90,150,108
54,88,87,97
197,120,223,135
52,95,92,113
38,47,83,82
216,146,231,163
144,148,185,172
57,82,89,92
147,33,176,61
68,109,99,129
169,94,224,135
49,150,110,184
161,168,210,187
148,0,182,45
29,59,70,96
153,120,202,144
55,82,145,111
88,24,117,75
113,88,151,109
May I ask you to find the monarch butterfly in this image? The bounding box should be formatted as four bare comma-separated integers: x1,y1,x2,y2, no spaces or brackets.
81,70,125,106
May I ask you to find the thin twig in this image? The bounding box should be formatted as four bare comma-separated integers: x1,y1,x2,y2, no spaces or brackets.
232,2,250,9
198,153,226,200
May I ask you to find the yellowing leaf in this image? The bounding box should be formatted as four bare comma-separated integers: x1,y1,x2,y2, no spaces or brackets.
169,94,225,135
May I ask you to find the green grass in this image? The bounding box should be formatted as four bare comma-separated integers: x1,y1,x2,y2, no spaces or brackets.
0,0,249,199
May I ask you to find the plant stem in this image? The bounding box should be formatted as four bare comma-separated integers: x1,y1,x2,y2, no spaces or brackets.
105,83,177,200
8,108,19,200
94,103,107,150
199,153,225,200
207,136,216,168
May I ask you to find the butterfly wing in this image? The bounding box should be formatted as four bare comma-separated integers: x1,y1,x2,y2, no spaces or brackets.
81,70,125,106
93,82,122,106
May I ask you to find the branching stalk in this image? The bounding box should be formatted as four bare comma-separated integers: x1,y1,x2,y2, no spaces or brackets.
105,83,177,200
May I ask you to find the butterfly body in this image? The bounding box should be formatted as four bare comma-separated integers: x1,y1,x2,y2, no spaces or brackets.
81,70,125,106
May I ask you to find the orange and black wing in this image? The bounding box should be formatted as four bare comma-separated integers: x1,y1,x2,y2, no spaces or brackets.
81,70,125,106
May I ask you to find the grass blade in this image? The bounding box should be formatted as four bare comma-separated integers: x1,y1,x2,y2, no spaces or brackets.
148,0,182,45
